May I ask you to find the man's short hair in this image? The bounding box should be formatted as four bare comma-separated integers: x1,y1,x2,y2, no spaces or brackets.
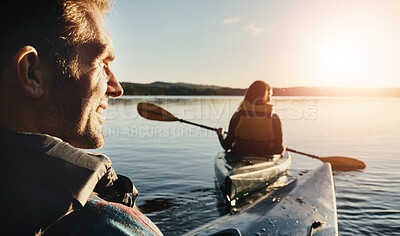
0,0,112,79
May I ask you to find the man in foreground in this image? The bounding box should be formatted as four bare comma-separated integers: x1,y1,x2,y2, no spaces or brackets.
0,0,162,235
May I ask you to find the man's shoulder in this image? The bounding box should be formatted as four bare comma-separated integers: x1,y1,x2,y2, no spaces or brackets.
0,129,112,172
0,130,120,233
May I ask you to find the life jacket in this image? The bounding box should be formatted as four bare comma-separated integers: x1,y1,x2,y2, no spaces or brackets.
234,101,275,149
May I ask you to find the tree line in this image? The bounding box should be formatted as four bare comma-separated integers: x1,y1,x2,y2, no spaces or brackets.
121,82,400,97
121,82,246,96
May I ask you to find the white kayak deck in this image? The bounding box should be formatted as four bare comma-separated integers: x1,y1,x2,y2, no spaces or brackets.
184,163,338,236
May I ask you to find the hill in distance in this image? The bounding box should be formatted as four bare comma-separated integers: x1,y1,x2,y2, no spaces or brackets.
121,81,400,97
121,81,245,96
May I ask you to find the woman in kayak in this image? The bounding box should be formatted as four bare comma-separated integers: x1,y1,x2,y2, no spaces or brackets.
217,80,284,156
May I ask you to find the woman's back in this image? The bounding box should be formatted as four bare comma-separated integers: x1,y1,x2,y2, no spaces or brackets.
217,81,284,156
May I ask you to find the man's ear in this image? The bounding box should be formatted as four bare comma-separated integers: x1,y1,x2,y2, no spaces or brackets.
14,46,45,98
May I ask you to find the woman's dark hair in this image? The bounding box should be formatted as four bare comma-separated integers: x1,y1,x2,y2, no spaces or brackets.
243,80,272,104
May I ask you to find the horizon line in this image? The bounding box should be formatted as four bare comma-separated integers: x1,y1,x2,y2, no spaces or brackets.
119,81,400,90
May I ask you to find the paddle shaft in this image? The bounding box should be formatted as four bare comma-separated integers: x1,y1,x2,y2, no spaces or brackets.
170,118,342,164
178,119,217,132
137,102,366,170
286,148,320,160
178,120,366,171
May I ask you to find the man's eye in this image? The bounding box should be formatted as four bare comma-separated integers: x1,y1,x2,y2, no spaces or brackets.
100,61,111,76
99,61,107,70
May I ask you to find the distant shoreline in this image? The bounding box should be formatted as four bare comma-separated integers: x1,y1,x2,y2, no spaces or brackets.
121,81,400,97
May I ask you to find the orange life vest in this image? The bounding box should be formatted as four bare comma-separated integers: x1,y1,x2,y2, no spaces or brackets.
234,101,275,149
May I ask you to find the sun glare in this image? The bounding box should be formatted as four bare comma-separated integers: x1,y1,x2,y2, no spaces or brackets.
322,46,358,72
315,36,371,87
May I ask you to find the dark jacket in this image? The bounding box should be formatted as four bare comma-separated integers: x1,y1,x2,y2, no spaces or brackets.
0,130,146,235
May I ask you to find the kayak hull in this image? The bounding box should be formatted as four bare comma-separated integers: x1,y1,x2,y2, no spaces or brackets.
184,163,338,236
214,152,291,205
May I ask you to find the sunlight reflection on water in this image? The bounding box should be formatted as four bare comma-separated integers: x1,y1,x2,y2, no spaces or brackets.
96,96,400,235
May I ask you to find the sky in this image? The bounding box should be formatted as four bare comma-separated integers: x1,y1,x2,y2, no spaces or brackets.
105,0,400,88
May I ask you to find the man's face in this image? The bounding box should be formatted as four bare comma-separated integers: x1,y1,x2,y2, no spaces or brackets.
44,6,123,149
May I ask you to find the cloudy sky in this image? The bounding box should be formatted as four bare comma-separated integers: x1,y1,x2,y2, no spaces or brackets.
106,0,400,88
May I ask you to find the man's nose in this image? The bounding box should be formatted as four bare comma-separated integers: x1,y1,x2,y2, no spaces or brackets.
106,71,123,97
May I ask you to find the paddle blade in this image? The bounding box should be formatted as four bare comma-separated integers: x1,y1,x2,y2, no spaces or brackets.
137,102,178,122
319,156,366,171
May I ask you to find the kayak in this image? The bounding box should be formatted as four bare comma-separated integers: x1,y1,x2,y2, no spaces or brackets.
214,152,291,206
184,163,338,236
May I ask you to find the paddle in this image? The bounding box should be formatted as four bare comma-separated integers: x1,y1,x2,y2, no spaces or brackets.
137,102,217,132
137,102,366,171
286,148,366,171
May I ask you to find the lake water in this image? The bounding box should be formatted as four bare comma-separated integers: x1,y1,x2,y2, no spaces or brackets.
97,96,400,235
